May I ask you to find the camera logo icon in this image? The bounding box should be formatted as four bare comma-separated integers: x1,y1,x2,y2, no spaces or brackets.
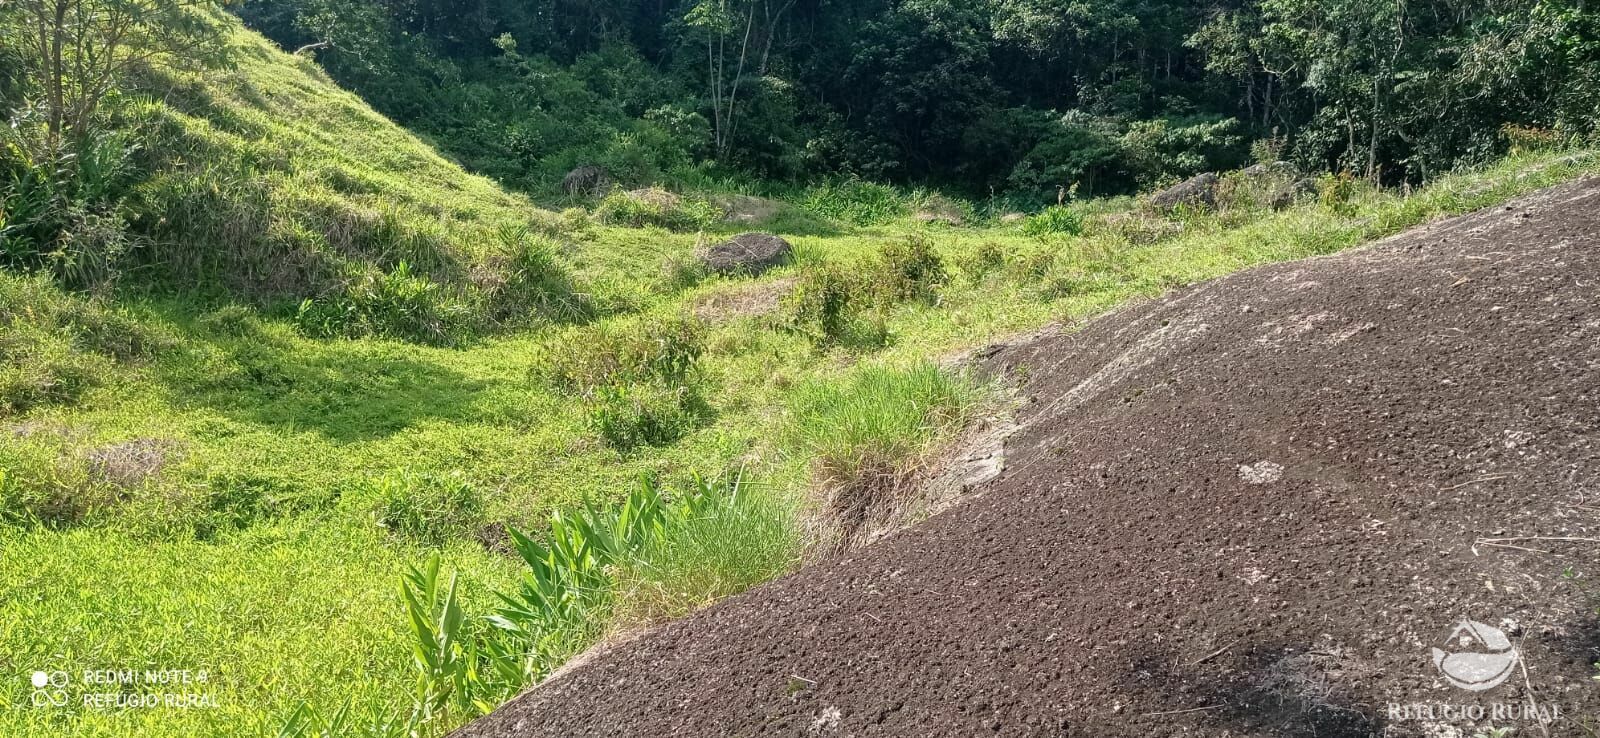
30,670,70,707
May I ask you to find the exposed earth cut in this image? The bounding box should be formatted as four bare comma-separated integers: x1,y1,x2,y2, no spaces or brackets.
456,179,1600,737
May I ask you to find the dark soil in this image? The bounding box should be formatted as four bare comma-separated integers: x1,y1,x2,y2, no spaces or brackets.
455,179,1600,738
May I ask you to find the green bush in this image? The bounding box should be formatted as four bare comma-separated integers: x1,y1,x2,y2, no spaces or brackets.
588,382,710,452
784,262,887,349
1022,206,1085,237
1319,171,1362,216
294,261,475,346
0,123,142,289
800,178,907,226
870,235,948,304
0,273,158,415
956,241,1007,282
366,471,485,546
534,316,711,450
535,316,705,393
477,225,592,326
594,188,719,231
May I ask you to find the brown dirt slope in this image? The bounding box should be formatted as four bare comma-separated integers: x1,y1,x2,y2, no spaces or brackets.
456,179,1600,738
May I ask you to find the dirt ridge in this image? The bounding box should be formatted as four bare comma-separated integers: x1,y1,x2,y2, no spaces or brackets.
454,178,1600,738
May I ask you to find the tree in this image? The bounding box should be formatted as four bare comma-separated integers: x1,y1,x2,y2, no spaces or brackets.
677,0,795,162
1,0,220,151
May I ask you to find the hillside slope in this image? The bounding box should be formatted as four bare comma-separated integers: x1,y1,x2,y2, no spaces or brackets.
89,13,583,340
453,179,1600,737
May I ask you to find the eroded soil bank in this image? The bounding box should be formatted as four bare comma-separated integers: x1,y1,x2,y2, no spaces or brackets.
454,179,1600,737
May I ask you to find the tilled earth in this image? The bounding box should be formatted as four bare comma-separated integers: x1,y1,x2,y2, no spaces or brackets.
456,179,1600,737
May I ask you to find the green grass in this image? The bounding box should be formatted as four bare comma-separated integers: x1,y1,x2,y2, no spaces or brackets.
1,145,1594,735
785,363,976,481
4,10,1600,735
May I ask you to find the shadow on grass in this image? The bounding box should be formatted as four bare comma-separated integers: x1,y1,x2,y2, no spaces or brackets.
154,307,490,443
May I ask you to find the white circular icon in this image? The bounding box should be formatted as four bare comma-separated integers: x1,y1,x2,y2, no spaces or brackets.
1430,619,1520,691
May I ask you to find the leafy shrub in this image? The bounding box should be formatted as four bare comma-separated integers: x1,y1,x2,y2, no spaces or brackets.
784,262,887,349
1119,116,1248,186
535,316,705,393
800,178,907,226
1500,124,1561,154
1022,206,1085,237
499,474,793,652
907,190,973,225
367,471,485,546
534,316,711,450
869,235,948,304
594,188,719,231
0,434,125,526
476,225,592,326
0,123,142,288
1007,120,1127,199
1319,171,1362,216
588,382,711,452
956,241,1007,282
295,261,474,346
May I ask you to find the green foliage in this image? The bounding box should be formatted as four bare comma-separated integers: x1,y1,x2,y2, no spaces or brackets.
614,478,797,623
1119,117,1248,185
485,473,797,685
785,362,973,480
367,471,485,547
1007,119,1126,198
0,273,157,415
594,188,719,231
294,261,473,346
534,315,711,450
587,382,710,452
800,179,908,226
536,316,705,394
1023,206,1085,237
784,262,886,349
956,241,1007,281
1318,171,1362,216
869,235,948,304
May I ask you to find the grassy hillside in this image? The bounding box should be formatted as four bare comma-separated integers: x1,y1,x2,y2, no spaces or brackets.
3,11,1599,738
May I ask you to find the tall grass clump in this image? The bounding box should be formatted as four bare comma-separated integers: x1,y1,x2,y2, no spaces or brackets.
786,362,975,481
869,234,948,304
1022,205,1085,237
612,477,798,624
594,187,720,231
294,261,475,346
364,471,486,547
783,262,887,349
370,474,796,736
534,316,711,450
0,273,159,415
786,362,976,544
800,178,908,226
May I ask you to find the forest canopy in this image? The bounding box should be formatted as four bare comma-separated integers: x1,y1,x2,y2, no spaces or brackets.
233,0,1600,199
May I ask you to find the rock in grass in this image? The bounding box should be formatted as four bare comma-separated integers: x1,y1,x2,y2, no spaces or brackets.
700,233,793,276
1149,172,1220,212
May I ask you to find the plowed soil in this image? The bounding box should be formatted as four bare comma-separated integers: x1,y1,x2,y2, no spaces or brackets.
455,179,1600,738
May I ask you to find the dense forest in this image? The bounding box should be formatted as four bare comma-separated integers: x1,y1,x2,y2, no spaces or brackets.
235,0,1600,199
